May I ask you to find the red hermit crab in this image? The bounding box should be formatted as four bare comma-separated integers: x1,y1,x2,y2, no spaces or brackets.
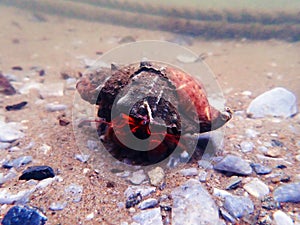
76,62,232,164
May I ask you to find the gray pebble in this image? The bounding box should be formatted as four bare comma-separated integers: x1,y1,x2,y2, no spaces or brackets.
198,170,207,182
0,187,34,204
133,208,163,225
75,154,89,163
273,210,294,225
0,121,24,143
274,182,300,203
0,168,17,185
245,129,259,138
87,140,98,150
197,159,213,169
0,142,10,150
247,87,298,118
219,207,236,223
64,183,83,203
213,154,252,175
128,170,147,185
3,156,32,169
49,201,67,211
224,195,254,219
138,198,158,210
179,167,198,177
240,141,254,152
172,179,221,225
124,186,156,198
251,163,272,175
45,103,67,112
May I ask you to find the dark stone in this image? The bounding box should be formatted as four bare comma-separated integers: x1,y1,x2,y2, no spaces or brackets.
271,139,284,147
5,101,28,111
125,192,142,208
0,72,16,95
19,166,55,181
11,66,23,71
276,164,287,169
2,205,47,225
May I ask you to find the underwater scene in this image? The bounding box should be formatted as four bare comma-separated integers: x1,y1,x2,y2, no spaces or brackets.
0,1,299,225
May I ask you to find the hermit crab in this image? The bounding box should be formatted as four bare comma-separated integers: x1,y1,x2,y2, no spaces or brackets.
76,62,232,164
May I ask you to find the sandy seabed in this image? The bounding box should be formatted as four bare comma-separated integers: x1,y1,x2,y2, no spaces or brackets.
0,5,300,225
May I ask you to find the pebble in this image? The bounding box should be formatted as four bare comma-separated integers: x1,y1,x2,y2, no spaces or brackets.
147,167,165,187
273,210,294,225
179,167,198,176
64,183,83,203
213,154,252,175
265,148,281,157
124,186,156,199
197,159,213,169
3,156,32,169
226,176,242,190
75,154,90,163
242,90,252,96
39,82,64,98
86,212,95,220
251,163,272,175
243,178,270,199
219,207,236,223
45,103,68,112
172,179,221,225
126,192,142,208
176,54,198,63
19,81,42,94
132,208,163,225
245,129,259,138
213,188,232,198
128,170,147,185
0,142,10,150
296,155,300,162
0,168,17,185
258,146,269,153
198,170,207,182
39,144,51,154
240,141,254,152
0,72,16,95
87,140,98,150
0,188,35,204
36,177,57,189
138,198,158,210
223,195,254,219
271,139,284,147
247,87,298,118
0,121,25,143
19,165,55,181
2,205,47,225
49,201,67,211
273,182,300,203
5,101,28,111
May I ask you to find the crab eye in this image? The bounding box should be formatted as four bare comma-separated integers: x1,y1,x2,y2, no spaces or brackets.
141,120,148,125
